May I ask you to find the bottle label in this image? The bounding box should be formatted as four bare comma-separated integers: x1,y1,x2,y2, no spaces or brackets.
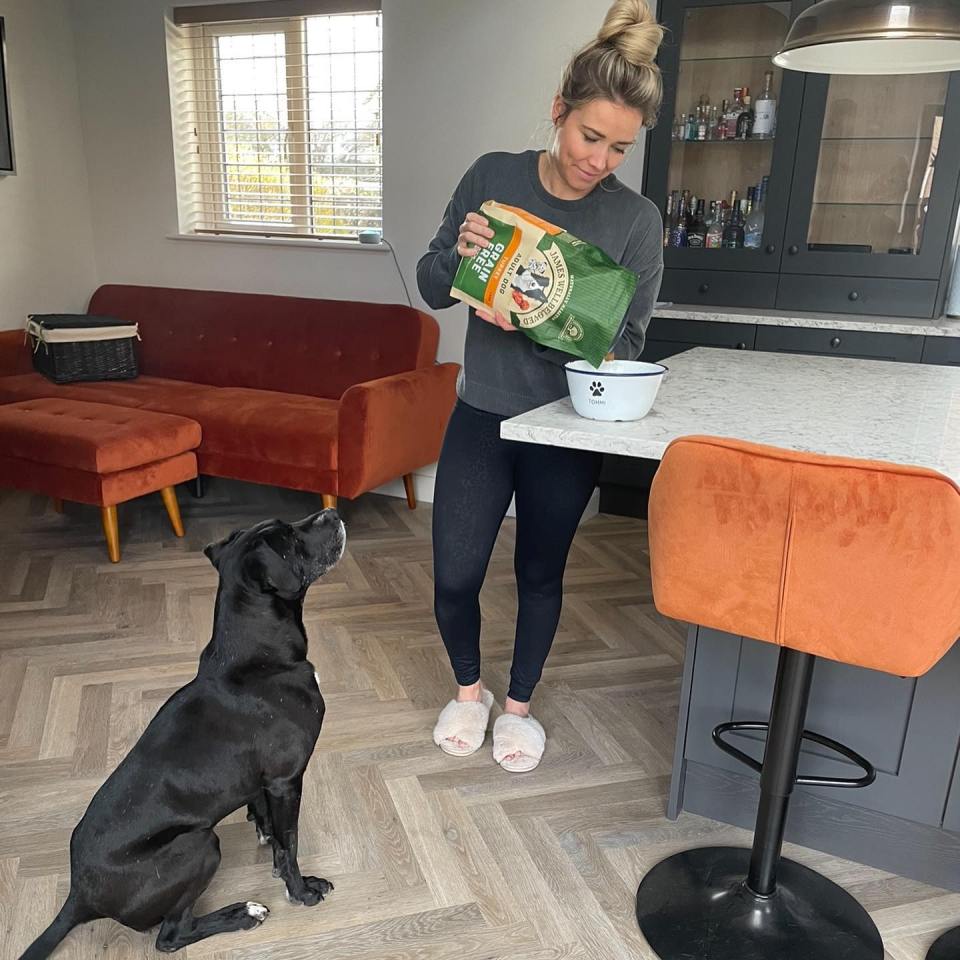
706,233,722,249
753,104,776,136
687,235,705,248
744,231,762,249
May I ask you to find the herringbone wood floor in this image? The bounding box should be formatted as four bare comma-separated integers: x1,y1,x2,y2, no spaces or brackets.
1,480,956,959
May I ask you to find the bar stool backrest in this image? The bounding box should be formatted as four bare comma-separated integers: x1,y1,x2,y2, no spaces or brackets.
648,435,960,677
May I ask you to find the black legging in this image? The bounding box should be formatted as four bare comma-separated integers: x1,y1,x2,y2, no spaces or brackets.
432,399,602,702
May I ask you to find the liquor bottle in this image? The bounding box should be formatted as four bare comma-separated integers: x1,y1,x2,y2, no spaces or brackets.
744,179,767,249
752,71,777,139
686,112,698,140
688,199,707,248
697,95,710,140
736,91,754,139
722,190,744,248
663,193,674,246
724,90,743,140
707,105,719,140
680,190,693,238
716,99,729,139
669,192,688,247
705,202,725,249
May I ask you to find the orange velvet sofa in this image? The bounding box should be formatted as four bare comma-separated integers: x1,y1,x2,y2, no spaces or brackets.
0,285,459,505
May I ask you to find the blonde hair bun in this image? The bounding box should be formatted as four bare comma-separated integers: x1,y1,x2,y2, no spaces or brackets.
597,0,664,68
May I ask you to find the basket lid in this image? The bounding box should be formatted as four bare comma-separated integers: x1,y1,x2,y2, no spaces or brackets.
29,314,128,330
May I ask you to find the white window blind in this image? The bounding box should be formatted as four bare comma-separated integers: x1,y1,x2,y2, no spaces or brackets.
167,2,382,240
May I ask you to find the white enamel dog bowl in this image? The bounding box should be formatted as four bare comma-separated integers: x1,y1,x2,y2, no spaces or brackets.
565,359,667,421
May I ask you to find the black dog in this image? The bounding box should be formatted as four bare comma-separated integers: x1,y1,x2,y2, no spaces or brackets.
20,509,346,958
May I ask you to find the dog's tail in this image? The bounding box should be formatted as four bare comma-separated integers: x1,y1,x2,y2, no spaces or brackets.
17,891,94,960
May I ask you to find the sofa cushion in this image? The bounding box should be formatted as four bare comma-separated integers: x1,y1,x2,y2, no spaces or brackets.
0,398,200,473
0,373,213,410
88,284,440,401
168,388,339,470
0,374,337,470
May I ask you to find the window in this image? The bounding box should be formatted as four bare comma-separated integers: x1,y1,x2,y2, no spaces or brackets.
168,0,382,241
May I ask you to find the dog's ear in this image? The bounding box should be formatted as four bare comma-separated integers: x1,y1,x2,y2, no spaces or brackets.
246,541,302,598
203,529,242,570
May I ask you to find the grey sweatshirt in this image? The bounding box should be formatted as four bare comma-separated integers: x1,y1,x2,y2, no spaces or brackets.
417,149,664,417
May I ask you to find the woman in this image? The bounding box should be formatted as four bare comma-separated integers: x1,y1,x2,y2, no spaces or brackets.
416,0,665,773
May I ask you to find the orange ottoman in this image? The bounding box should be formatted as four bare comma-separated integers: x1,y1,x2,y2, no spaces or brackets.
0,398,200,562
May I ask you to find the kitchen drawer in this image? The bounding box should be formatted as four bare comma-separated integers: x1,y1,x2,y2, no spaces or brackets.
776,275,939,319
755,324,924,362
647,317,757,350
921,336,960,366
660,269,778,309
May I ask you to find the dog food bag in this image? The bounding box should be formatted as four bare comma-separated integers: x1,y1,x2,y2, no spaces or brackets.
450,200,638,368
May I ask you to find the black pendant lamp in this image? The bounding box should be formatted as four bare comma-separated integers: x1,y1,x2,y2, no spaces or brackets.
773,0,960,74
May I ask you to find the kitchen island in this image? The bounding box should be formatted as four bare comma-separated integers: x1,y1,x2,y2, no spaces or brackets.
502,347,960,891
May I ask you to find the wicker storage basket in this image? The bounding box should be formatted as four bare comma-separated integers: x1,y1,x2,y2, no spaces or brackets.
27,315,140,384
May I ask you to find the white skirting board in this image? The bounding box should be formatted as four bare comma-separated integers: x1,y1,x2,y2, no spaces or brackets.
372,464,600,522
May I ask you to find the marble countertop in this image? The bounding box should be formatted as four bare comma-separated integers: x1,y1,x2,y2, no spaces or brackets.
654,303,960,337
500,347,960,482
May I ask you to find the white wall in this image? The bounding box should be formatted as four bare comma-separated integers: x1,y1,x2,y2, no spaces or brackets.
0,0,97,331
65,0,648,362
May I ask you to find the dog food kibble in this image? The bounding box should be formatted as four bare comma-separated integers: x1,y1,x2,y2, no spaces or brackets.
450,201,638,368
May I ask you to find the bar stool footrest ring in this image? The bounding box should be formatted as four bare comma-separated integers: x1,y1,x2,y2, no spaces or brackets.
712,720,876,788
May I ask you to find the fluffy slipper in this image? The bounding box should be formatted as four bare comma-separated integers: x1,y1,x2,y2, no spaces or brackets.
433,688,495,756
493,713,545,773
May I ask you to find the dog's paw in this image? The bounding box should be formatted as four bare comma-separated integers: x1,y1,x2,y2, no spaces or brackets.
256,827,272,846
244,902,270,925
285,876,333,906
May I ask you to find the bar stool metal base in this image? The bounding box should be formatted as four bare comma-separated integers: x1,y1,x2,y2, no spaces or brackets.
636,847,883,960
927,926,960,960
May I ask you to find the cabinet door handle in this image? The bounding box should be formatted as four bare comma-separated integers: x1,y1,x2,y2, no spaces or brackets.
765,244,776,254
736,342,747,350
698,283,710,294
849,291,860,302
788,245,799,255
830,336,842,348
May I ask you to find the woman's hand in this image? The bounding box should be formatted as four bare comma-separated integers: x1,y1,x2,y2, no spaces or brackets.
457,212,494,257
476,308,517,332
457,213,516,331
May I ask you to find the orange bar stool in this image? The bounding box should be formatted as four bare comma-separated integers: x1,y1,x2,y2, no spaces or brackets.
636,435,960,960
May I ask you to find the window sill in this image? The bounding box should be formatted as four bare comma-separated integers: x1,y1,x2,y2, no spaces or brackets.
166,233,391,252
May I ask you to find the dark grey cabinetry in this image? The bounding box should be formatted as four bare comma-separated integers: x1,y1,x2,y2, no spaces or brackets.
647,0,960,317
671,627,960,889
754,324,924,362
922,336,960,365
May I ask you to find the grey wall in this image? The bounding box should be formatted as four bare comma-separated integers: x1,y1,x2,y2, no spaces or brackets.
0,0,97,330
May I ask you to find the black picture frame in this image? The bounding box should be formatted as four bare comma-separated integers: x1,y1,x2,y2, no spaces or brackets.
0,17,15,176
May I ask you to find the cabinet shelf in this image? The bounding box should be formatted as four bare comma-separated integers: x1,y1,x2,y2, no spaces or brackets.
819,136,934,143
679,54,782,63
672,138,775,145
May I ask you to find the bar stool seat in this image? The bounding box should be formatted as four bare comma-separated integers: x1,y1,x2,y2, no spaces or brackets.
927,926,960,960
637,435,960,960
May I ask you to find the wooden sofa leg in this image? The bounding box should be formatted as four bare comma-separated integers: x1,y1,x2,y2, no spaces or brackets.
161,486,185,537
321,494,337,510
52,498,64,513
403,473,417,510
101,505,120,563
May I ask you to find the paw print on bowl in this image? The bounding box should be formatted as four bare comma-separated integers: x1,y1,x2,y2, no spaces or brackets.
590,381,605,398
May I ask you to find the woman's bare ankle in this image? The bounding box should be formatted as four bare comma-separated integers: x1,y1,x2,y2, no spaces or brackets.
456,681,483,702
504,695,530,717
